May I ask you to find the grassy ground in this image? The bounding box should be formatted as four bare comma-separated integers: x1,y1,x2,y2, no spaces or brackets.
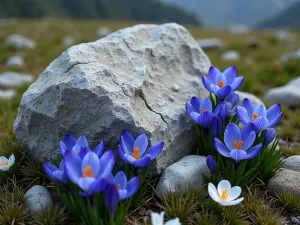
1,19,300,224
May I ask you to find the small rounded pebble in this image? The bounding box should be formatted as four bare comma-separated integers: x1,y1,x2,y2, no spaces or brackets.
291,217,300,224
169,95,175,102
138,207,146,216
172,84,179,92
144,209,153,216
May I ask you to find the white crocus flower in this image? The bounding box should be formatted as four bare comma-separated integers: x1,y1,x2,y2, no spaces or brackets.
208,180,244,206
0,154,15,171
151,211,181,225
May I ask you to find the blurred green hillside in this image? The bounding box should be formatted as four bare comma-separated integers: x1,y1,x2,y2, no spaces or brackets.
0,0,200,25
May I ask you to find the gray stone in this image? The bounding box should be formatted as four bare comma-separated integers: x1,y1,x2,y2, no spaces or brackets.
156,155,210,196
264,86,300,107
14,23,211,174
221,50,240,61
5,34,36,49
280,49,300,62
0,72,33,89
144,209,153,216
138,207,146,216
291,217,300,224
96,27,112,38
5,55,25,68
276,30,292,41
24,185,53,215
0,89,16,100
245,37,260,49
267,168,300,197
172,84,179,92
283,156,300,172
62,36,74,47
287,77,300,86
230,25,249,35
196,38,224,50
236,91,264,106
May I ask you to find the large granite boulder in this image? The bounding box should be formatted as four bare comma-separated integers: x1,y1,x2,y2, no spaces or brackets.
14,23,211,174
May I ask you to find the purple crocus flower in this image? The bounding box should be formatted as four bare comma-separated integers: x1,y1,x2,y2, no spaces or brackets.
118,131,164,168
211,116,222,137
186,97,216,128
214,102,227,121
59,135,104,158
206,155,217,172
225,92,239,116
214,123,262,163
236,98,283,132
43,160,68,185
264,128,276,146
107,171,139,200
64,150,114,193
202,66,244,99
104,183,120,217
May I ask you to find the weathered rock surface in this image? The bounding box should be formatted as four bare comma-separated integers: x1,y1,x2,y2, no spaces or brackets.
5,34,36,49
156,155,210,196
267,168,300,197
0,72,34,89
14,23,211,174
25,185,53,215
282,156,300,172
221,50,240,61
196,38,224,50
5,55,25,68
0,89,16,100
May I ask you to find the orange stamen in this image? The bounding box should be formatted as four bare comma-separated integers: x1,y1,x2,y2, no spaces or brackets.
221,189,229,200
82,165,95,178
200,108,207,113
116,184,121,190
218,80,224,88
132,147,141,160
253,113,258,120
233,140,244,150
0,161,8,167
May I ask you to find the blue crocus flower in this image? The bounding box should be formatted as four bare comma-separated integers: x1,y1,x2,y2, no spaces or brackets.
64,150,114,193
107,171,139,200
264,128,276,146
186,97,216,128
118,131,164,168
214,123,262,163
225,92,239,116
211,116,222,137
104,183,120,217
202,66,244,99
59,135,104,158
43,160,68,185
236,98,283,132
214,101,227,121
206,155,217,172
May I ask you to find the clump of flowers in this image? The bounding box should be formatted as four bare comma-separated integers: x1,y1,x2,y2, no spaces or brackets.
0,154,15,171
43,132,163,225
186,66,283,188
151,211,181,225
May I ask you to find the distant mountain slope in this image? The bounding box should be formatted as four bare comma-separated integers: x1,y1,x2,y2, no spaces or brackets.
160,0,297,27
0,0,200,25
258,1,300,28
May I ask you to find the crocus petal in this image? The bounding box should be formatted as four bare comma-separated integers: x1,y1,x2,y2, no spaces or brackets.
52,170,67,184
120,130,134,154
268,113,283,127
198,111,214,128
78,177,95,191
241,131,256,150
227,186,241,201
133,155,151,168
81,151,100,177
99,150,115,177
133,134,148,156
245,144,262,160
231,77,244,91
124,154,136,164
64,151,82,184
218,197,244,206
60,141,67,155
105,183,120,215
165,218,181,225
78,147,89,159
89,177,110,193
64,134,77,149
217,180,231,197
253,117,269,132
93,141,104,157
190,111,201,122
242,98,254,118
216,85,231,99
123,176,139,200
223,66,237,84
114,171,127,189
200,97,212,112
77,136,89,148
241,123,256,140
146,142,164,160
254,104,267,117
208,66,222,82
224,123,241,149
43,163,60,182
215,72,227,86
151,212,164,225
208,183,221,202
117,145,131,164
266,104,281,122
236,106,251,124
190,96,201,112
202,76,213,92
211,116,222,137
8,154,15,166
230,150,247,162
214,138,231,157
